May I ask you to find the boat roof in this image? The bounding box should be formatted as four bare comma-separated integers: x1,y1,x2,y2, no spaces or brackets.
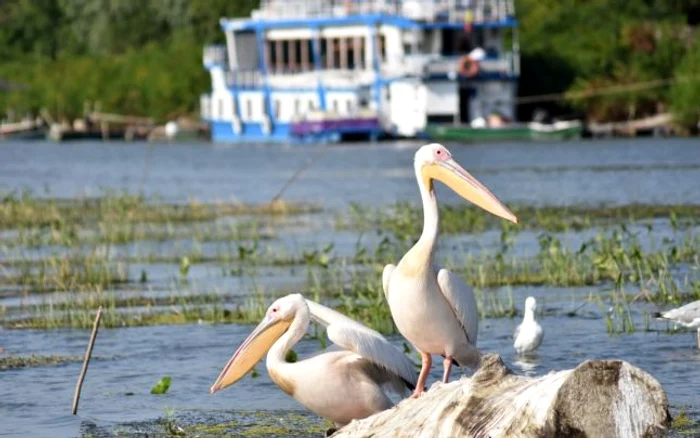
221,0,517,31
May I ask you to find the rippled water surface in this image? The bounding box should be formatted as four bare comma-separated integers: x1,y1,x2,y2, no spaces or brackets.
1,138,700,437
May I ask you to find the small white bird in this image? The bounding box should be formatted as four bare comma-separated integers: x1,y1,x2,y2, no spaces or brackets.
514,297,544,354
655,300,700,349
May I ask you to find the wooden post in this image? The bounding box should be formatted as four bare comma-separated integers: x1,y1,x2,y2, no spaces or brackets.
72,307,103,415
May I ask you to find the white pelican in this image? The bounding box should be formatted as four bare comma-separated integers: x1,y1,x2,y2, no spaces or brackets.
383,143,518,397
655,299,700,348
513,296,544,354
210,294,417,427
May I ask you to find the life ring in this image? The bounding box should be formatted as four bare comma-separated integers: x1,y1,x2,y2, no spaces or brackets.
458,55,480,78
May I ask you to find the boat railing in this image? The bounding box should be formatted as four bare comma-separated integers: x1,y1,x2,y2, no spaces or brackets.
252,0,515,23
383,52,518,77
225,68,374,90
226,70,264,89
203,45,228,67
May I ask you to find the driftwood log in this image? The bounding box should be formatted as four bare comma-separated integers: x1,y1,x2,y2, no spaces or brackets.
333,354,670,438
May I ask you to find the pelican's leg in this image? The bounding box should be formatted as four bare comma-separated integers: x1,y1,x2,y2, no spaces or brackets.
411,352,432,398
442,356,453,383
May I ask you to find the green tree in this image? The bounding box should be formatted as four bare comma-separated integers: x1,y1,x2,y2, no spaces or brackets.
670,42,700,129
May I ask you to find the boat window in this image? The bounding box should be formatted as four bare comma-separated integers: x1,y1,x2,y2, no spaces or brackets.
379,34,386,62
267,41,276,73
245,99,253,120
346,100,352,114
347,37,356,69
218,99,224,119
294,99,301,116
332,38,341,69
306,40,314,69
332,99,338,113
282,40,290,72
308,100,315,111
320,39,328,68
293,40,302,71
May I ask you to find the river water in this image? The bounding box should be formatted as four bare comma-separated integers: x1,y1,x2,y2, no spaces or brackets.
1,138,699,437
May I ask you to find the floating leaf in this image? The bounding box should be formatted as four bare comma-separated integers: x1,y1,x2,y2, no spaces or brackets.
151,376,172,394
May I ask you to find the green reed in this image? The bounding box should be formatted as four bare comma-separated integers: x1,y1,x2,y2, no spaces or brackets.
338,202,700,235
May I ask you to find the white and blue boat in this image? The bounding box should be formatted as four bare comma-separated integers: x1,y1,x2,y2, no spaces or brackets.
201,0,519,143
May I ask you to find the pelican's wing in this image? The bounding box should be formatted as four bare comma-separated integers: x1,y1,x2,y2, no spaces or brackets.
305,299,417,389
382,264,396,300
437,268,478,346
661,300,700,327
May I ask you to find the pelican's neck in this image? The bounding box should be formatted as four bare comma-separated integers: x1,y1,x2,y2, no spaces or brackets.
266,308,309,370
416,162,439,252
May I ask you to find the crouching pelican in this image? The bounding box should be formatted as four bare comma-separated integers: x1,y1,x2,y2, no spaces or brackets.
655,299,700,349
210,294,417,427
383,143,518,397
513,297,544,354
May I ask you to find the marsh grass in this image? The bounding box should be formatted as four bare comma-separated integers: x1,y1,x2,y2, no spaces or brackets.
339,202,700,235
0,354,83,370
0,190,320,230
2,191,700,334
0,252,129,292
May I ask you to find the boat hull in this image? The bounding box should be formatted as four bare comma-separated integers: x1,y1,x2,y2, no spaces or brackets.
425,122,583,142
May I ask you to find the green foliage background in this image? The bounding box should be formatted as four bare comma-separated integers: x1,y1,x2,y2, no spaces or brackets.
0,0,698,126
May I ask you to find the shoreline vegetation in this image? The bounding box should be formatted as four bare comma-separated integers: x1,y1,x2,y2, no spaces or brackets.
0,1,699,130
1,192,698,335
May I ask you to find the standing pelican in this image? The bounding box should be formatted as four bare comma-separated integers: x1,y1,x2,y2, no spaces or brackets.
210,294,417,427
383,143,518,397
513,296,544,354
655,299,700,348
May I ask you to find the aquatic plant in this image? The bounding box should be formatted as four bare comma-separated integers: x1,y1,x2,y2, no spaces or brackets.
151,376,172,395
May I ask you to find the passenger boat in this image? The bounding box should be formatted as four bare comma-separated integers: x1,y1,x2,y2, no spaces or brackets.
201,0,520,143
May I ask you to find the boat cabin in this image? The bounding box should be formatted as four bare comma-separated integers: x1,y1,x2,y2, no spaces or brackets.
201,0,519,143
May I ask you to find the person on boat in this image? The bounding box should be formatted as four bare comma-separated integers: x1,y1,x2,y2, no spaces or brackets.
457,12,484,78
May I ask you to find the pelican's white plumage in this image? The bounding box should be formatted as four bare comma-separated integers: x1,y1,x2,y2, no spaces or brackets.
210,294,417,426
383,143,518,397
513,296,544,354
656,299,700,348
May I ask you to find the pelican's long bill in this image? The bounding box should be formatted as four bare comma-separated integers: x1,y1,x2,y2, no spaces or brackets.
210,316,291,394
422,158,518,224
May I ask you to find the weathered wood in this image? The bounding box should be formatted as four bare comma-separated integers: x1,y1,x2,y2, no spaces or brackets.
72,306,103,415
333,354,669,438
588,113,673,137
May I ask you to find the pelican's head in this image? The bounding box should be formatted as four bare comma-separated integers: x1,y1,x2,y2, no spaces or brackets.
415,143,518,224
209,294,305,394
525,296,537,313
